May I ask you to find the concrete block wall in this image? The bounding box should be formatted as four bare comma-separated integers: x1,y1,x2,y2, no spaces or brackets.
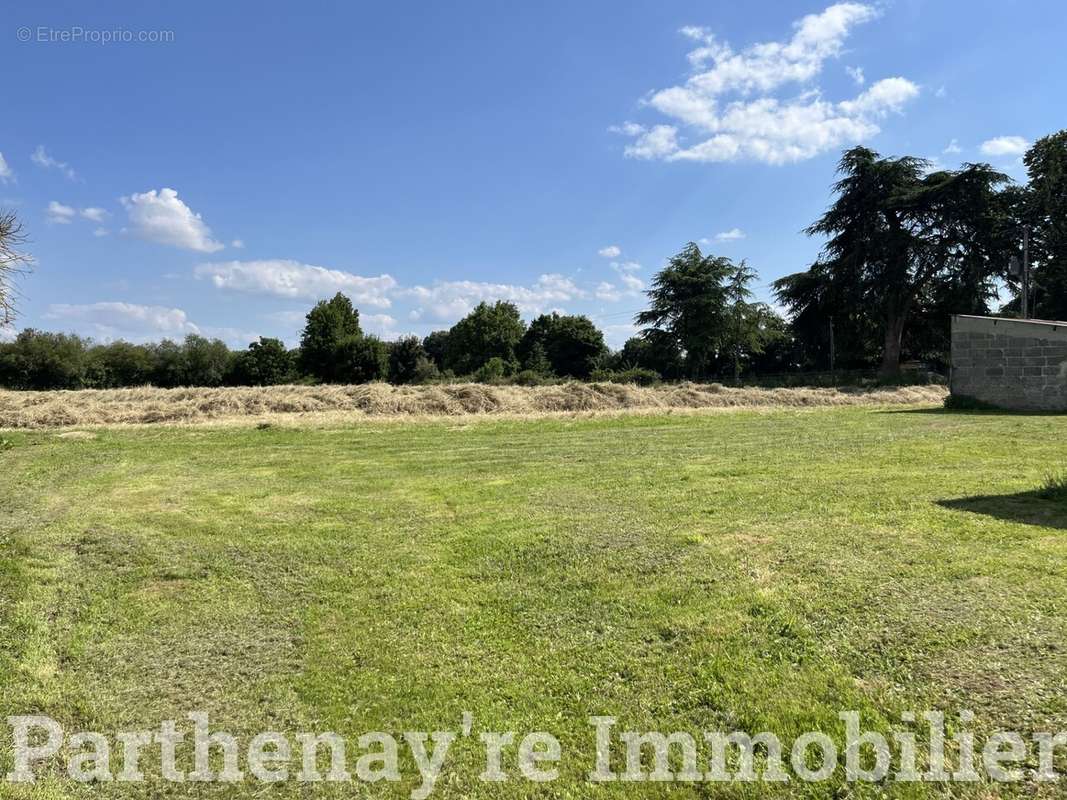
951,315,1067,411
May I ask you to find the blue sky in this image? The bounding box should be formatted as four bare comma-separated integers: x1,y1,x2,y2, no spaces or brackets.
1,0,1064,348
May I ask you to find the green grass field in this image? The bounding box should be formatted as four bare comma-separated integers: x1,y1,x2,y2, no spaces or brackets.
2,406,1066,798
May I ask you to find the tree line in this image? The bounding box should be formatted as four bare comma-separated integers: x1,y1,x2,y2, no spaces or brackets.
1,131,1064,390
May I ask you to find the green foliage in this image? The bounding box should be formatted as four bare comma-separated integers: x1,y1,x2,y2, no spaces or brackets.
511,369,551,386
229,337,293,386
518,313,606,378
0,329,90,389
299,293,362,382
85,341,155,388
1024,130,1067,322
412,356,440,384
590,367,661,386
148,339,186,388
179,335,232,387
636,243,735,379
388,336,427,385
422,330,450,369
619,332,684,380
445,301,525,374
521,341,553,376
722,260,787,381
473,356,512,383
335,334,388,383
779,146,1011,375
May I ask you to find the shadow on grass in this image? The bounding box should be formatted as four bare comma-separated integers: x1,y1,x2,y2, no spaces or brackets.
879,407,1062,416
938,491,1067,530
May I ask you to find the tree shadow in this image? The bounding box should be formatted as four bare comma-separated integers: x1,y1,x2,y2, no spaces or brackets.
938,491,1067,530
880,407,1062,417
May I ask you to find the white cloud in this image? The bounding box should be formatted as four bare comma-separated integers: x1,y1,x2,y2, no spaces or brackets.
195,259,396,307
46,201,76,224
623,125,681,160
362,313,398,336
48,202,113,229
619,273,644,293
980,136,1030,157
80,207,108,222
607,122,646,137
599,322,641,348
617,4,919,165
31,145,77,181
121,188,224,253
598,245,622,258
846,65,865,85
45,302,200,339
403,274,587,321
0,153,13,184
231,239,245,249
597,263,646,301
0,324,15,342
837,77,918,116
265,309,307,326
595,282,622,302
943,138,962,154
198,325,263,347
715,227,747,241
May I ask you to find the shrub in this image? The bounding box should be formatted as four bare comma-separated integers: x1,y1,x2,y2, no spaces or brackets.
229,338,293,386
590,367,661,386
511,369,550,386
388,336,427,385
474,356,510,383
335,335,388,383
618,367,661,386
412,356,440,384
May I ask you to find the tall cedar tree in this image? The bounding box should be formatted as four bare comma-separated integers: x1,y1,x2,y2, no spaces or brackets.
636,243,733,379
781,147,1009,375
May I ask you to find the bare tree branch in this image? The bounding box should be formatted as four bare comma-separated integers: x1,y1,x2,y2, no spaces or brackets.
0,210,32,326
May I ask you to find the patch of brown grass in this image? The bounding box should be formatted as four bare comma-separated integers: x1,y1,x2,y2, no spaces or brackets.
0,382,948,429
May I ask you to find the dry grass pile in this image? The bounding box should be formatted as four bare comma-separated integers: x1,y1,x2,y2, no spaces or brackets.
0,382,948,429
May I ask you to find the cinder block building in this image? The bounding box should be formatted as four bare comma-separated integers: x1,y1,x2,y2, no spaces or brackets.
950,315,1067,411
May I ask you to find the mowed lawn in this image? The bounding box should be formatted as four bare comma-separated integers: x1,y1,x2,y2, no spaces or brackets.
1,406,1066,798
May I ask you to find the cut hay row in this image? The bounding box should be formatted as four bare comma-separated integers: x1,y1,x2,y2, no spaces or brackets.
0,382,948,429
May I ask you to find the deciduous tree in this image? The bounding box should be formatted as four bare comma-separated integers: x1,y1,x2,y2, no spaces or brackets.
299,293,362,382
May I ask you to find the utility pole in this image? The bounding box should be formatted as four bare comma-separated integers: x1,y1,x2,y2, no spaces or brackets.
1022,226,1030,320
829,316,836,377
